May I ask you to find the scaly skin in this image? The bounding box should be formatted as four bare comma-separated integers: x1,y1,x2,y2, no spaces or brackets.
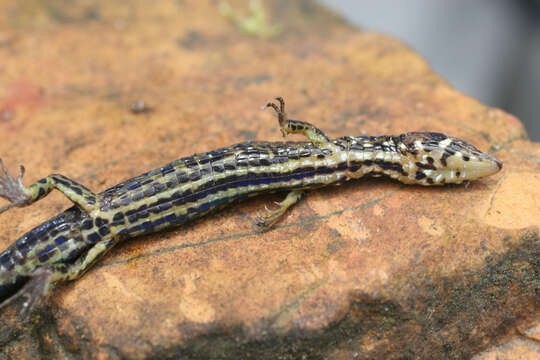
0,97,502,319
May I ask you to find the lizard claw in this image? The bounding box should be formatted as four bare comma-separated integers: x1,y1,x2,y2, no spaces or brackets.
265,101,280,114
254,214,270,230
0,159,32,215
254,212,280,232
254,214,265,226
264,97,288,134
263,201,281,214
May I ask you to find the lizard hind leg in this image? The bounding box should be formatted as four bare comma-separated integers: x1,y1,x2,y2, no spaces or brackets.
0,159,99,215
0,267,56,321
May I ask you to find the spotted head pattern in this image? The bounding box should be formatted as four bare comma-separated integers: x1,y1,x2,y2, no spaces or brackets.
341,132,501,185
395,132,502,185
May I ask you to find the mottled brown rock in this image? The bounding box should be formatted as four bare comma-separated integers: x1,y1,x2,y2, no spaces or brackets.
0,1,538,359
473,321,540,360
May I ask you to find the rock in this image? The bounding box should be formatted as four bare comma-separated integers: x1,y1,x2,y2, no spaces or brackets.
0,0,537,358
473,321,540,360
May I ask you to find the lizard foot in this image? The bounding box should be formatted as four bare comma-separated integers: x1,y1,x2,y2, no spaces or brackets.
0,267,53,321
0,159,32,215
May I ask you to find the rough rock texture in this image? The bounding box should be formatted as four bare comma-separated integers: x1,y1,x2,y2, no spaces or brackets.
473,321,540,360
0,1,538,359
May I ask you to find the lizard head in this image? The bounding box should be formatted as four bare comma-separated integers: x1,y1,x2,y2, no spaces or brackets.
397,132,502,185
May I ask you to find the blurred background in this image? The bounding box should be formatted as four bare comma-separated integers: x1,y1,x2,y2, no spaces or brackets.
320,0,540,140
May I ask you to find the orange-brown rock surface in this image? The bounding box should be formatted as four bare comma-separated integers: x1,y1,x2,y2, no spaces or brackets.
0,1,538,359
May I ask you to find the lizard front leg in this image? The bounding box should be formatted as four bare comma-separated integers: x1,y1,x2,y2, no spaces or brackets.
255,190,304,230
266,97,331,147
